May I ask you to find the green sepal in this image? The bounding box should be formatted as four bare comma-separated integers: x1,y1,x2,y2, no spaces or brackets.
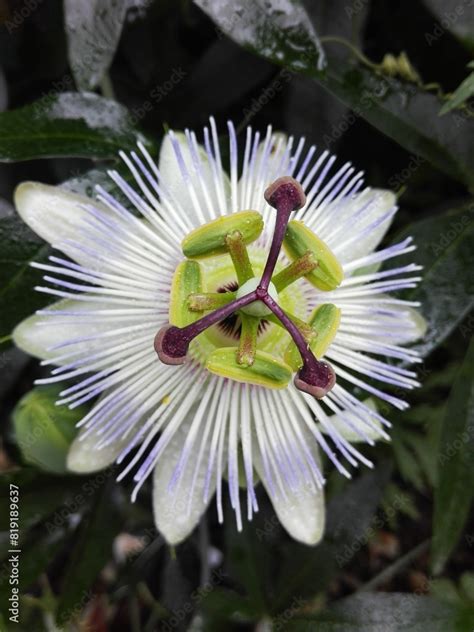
169,260,202,327
182,211,264,259
206,347,292,389
285,303,341,370
12,385,86,474
283,220,343,291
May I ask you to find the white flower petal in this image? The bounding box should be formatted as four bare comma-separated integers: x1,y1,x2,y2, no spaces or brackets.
13,298,124,363
14,182,113,268
269,478,325,545
322,398,384,443
383,302,427,344
158,129,230,225
67,422,126,473
252,409,325,546
152,414,217,546
329,189,397,264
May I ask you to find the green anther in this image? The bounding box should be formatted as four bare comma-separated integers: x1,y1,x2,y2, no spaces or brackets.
237,313,259,366
206,347,292,389
182,211,264,259
188,291,236,312
266,311,315,343
169,260,202,327
283,220,344,291
272,250,318,292
225,230,254,285
285,303,341,370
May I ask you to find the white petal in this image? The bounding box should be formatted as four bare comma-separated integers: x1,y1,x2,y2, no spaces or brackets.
253,414,325,546
385,303,427,344
322,398,384,443
13,298,118,362
158,130,230,225
14,182,112,268
329,189,397,264
269,479,325,546
152,415,216,546
354,295,426,346
67,422,126,473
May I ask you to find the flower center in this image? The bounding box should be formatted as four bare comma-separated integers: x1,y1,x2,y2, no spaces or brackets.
155,177,344,399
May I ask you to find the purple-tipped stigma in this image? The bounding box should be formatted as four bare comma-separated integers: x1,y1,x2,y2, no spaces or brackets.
154,325,190,365
264,176,306,213
294,362,336,400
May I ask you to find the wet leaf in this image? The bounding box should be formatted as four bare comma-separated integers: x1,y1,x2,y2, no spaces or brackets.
387,202,474,358
194,0,326,71
432,338,474,574
56,476,121,624
0,92,151,162
439,67,474,115
0,215,51,339
195,1,474,191
285,593,473,631
64,0,129,91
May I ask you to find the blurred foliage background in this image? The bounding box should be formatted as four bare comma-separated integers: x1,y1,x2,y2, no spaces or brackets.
0,0,473,630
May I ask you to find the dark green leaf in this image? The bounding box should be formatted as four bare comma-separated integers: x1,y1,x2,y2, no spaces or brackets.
195,0,326,72
64,0,129,91
0,526,69,620
285,593,474,631
275,465,390,612
195,1,474,190
56,476,122,624
0,92,152,162
0,470,91,536
222,465,390,618
432,338,474,574
0,214,52,338
389,202,474,358
12,385,87,474
439,71,474,115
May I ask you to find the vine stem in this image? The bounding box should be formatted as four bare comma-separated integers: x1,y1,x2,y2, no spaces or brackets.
355,538,431,593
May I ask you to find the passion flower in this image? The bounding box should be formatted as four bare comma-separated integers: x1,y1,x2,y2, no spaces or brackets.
13,119,425,545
